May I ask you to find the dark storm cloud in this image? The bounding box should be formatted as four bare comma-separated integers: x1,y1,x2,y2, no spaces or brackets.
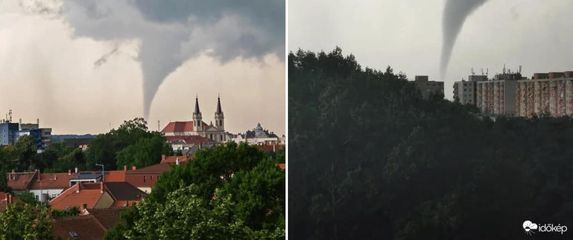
61,0,285,117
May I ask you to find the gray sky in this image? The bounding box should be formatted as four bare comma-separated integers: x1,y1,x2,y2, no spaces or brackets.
289,0,573,99
0,0,284,135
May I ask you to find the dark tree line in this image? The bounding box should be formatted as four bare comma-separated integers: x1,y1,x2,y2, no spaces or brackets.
289,48,573,240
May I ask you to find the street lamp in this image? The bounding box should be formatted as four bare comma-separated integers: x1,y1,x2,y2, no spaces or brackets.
95,164,105,182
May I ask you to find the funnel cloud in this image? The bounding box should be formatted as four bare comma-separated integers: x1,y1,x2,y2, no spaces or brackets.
441,0,488,78
61,0,285,118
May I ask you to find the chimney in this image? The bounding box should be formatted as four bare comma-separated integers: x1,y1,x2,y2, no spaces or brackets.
7,194,12,204
124,165,127,172
176,157,180,165
161,155,166,162
68,169,71,175
100,182,104,193
75,167,78,174
132,166,136,170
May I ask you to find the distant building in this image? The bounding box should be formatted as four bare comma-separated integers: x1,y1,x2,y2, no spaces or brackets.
515,71,573,117
162,96,227,152
0,121,19,146
232,123,281,145
452,69,573,117
413,76,444,99
453,75,487,105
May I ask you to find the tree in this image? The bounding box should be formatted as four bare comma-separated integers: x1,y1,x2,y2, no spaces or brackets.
116,134,172,169
106,143,285,239
0,202,53,240
86,118,169,170
289,48,573,239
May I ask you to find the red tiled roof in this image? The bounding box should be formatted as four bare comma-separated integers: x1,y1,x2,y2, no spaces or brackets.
49,183,105,210
53,215,106,240
160,155,190,164
104,182,146,201
165,135,213,145
125,163,177,188
256,144,285,153
277,163,286,170
161,121,208,133
88,208,124,230
30,172,77,190
7,171,37,191
104,170,126,182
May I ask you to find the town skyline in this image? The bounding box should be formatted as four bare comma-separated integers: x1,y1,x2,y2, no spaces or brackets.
289,0,573,100
0,0,285,135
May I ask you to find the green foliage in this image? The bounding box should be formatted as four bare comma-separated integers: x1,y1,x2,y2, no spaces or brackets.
15,192,40,206
289,48,573,239
51,207,80,218
86,118,172,170
106,143,285,239
116,134,172,169
0,202,53,240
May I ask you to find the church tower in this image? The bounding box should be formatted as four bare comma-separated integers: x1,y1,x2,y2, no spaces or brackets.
193,96,203,132
215,96,224,131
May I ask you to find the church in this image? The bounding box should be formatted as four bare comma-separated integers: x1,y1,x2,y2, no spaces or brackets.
161,96,227,143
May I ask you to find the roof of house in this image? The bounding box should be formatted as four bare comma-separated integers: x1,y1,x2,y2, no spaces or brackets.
7,171,37,191
125,163,177,188
88,208,124,230
256,144,285,153
71,172,102,180
160,155,191,164
104,170,126,182
164,135,214,145
30,172,77,190
49,183,105,210
52,215,106,240
104,182,146,201
161,121,208,133
277,163,286,170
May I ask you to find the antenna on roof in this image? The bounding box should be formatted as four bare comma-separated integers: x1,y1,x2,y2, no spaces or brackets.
481,68,484,75
8,109,12,122
471,68,475,75
519,65,522,74
503,64,506,74
486,68,489,77
158,120,160,132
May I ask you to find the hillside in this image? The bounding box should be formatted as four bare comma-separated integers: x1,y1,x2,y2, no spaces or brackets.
289,48,573,239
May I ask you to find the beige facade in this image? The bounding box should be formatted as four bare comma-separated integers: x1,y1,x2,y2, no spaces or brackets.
515,72,573,117
454,71,573,117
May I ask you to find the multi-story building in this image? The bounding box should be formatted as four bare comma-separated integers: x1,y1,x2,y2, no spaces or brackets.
453,70,573,117
0,121,19,146
515,71,573,117
413,76,444,99
476,72,522,115
453,75,487,105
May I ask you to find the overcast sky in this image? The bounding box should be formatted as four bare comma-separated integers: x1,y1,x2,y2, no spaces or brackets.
0,0,284,135
289,0,573,99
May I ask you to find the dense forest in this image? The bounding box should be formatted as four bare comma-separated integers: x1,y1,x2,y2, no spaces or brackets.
289,48,573,239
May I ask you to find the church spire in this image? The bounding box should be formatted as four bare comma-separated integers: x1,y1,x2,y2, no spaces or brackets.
216,95,223,114
194,95,201,114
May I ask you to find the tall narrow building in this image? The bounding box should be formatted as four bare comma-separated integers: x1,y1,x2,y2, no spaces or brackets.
215,96,224,131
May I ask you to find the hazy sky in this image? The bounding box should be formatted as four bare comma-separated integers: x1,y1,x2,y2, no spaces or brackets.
289,0,573,99
0,0,285,135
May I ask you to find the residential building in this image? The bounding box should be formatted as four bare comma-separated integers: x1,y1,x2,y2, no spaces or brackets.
233,123,281,145
453,69,573,117
515,71,573,117
453,75,487,105
0,121,19,146
413,75,444,99
49,182,146,210
29,171,78,203
0,192,15,211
